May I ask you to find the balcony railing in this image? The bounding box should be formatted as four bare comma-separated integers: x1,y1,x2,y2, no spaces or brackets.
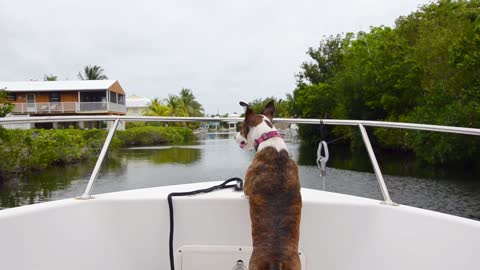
12,102,126,114
108,102,125,113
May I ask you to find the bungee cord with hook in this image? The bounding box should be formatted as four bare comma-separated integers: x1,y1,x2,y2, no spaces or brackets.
317,140,329,177
316,119,330,190
317,140,329,190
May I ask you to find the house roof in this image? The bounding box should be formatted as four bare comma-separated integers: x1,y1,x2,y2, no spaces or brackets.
126,95,151,108
0,80,119,92
228,112,241,117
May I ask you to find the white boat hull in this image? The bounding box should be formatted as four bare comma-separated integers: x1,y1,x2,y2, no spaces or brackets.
0,182,479,270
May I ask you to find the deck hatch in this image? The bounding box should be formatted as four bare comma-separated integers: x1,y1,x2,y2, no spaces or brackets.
177,245,306,270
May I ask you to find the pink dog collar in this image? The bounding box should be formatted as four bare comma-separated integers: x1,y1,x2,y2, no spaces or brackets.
254,131,281,151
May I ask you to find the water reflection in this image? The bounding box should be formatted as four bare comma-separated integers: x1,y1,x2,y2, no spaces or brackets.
0,155,125,208
298,142,480,181
0,134,479,221
296,143,480,220
0,165,82,208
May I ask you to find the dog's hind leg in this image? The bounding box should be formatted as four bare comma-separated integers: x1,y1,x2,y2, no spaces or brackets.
249,260,284,270
249,255,300,270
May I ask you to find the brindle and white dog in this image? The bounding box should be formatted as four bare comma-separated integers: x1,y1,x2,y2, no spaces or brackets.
235,100,302,270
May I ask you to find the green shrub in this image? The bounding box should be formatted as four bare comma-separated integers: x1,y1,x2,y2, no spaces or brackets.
115,126,194,146
0,126,194,178
0,129,104,175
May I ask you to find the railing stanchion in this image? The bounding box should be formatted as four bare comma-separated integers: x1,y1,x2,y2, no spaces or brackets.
78,118,120,200
358,124,396,206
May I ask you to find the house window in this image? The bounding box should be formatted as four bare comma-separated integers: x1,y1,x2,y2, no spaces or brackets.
118,94,125,105
80,91,106,102
6,92,16,101
109,91,117,103
50,92,60,102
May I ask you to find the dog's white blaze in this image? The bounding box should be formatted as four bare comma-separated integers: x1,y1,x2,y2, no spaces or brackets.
248,115,288,152
234,132,245,145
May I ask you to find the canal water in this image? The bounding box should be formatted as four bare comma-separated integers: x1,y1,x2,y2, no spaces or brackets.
1,134,479,220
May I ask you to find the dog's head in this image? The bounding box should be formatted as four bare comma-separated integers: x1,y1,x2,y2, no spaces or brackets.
234,100,276,150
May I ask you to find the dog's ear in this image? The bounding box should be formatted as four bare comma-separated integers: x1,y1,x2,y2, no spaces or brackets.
261,100,275,121
240,101,256,125
239,101,249,107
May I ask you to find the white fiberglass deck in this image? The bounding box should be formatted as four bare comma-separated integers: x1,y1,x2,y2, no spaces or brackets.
0,182,479,270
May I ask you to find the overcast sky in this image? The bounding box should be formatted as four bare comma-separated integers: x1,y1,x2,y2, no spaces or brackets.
0,0,432,114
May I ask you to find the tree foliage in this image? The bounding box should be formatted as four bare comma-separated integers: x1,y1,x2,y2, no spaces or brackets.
144,98,172,117
179,88,204,117
144,89,204,118
247,96,292,118
78,65,108,80
0,89,14,117
43,74,58,81
291,0,480,164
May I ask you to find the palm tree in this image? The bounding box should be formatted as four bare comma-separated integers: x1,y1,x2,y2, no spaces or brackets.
164,95,188,117
179,88,204,117
144,98,172,116
43,74,58,81
77,65,108,80
249,97,291,117
285,93,296,117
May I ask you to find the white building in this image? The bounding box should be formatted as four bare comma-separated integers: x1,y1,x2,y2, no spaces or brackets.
227,112,241,131
126,95,151,116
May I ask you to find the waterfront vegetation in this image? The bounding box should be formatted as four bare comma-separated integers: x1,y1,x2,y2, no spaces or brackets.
116,125,195,146
287,0,480,165
0,126,194,179
239,1,480,166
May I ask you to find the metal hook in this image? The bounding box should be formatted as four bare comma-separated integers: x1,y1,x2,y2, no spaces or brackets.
232,260,247,270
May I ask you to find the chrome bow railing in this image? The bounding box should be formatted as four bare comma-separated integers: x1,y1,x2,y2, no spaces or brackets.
2,115,480,204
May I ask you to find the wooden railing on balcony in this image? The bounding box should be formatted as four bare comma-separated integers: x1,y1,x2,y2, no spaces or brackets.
12,102,125,114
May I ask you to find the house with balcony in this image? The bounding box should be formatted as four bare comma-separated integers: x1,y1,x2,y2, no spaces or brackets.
0,80,126,129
